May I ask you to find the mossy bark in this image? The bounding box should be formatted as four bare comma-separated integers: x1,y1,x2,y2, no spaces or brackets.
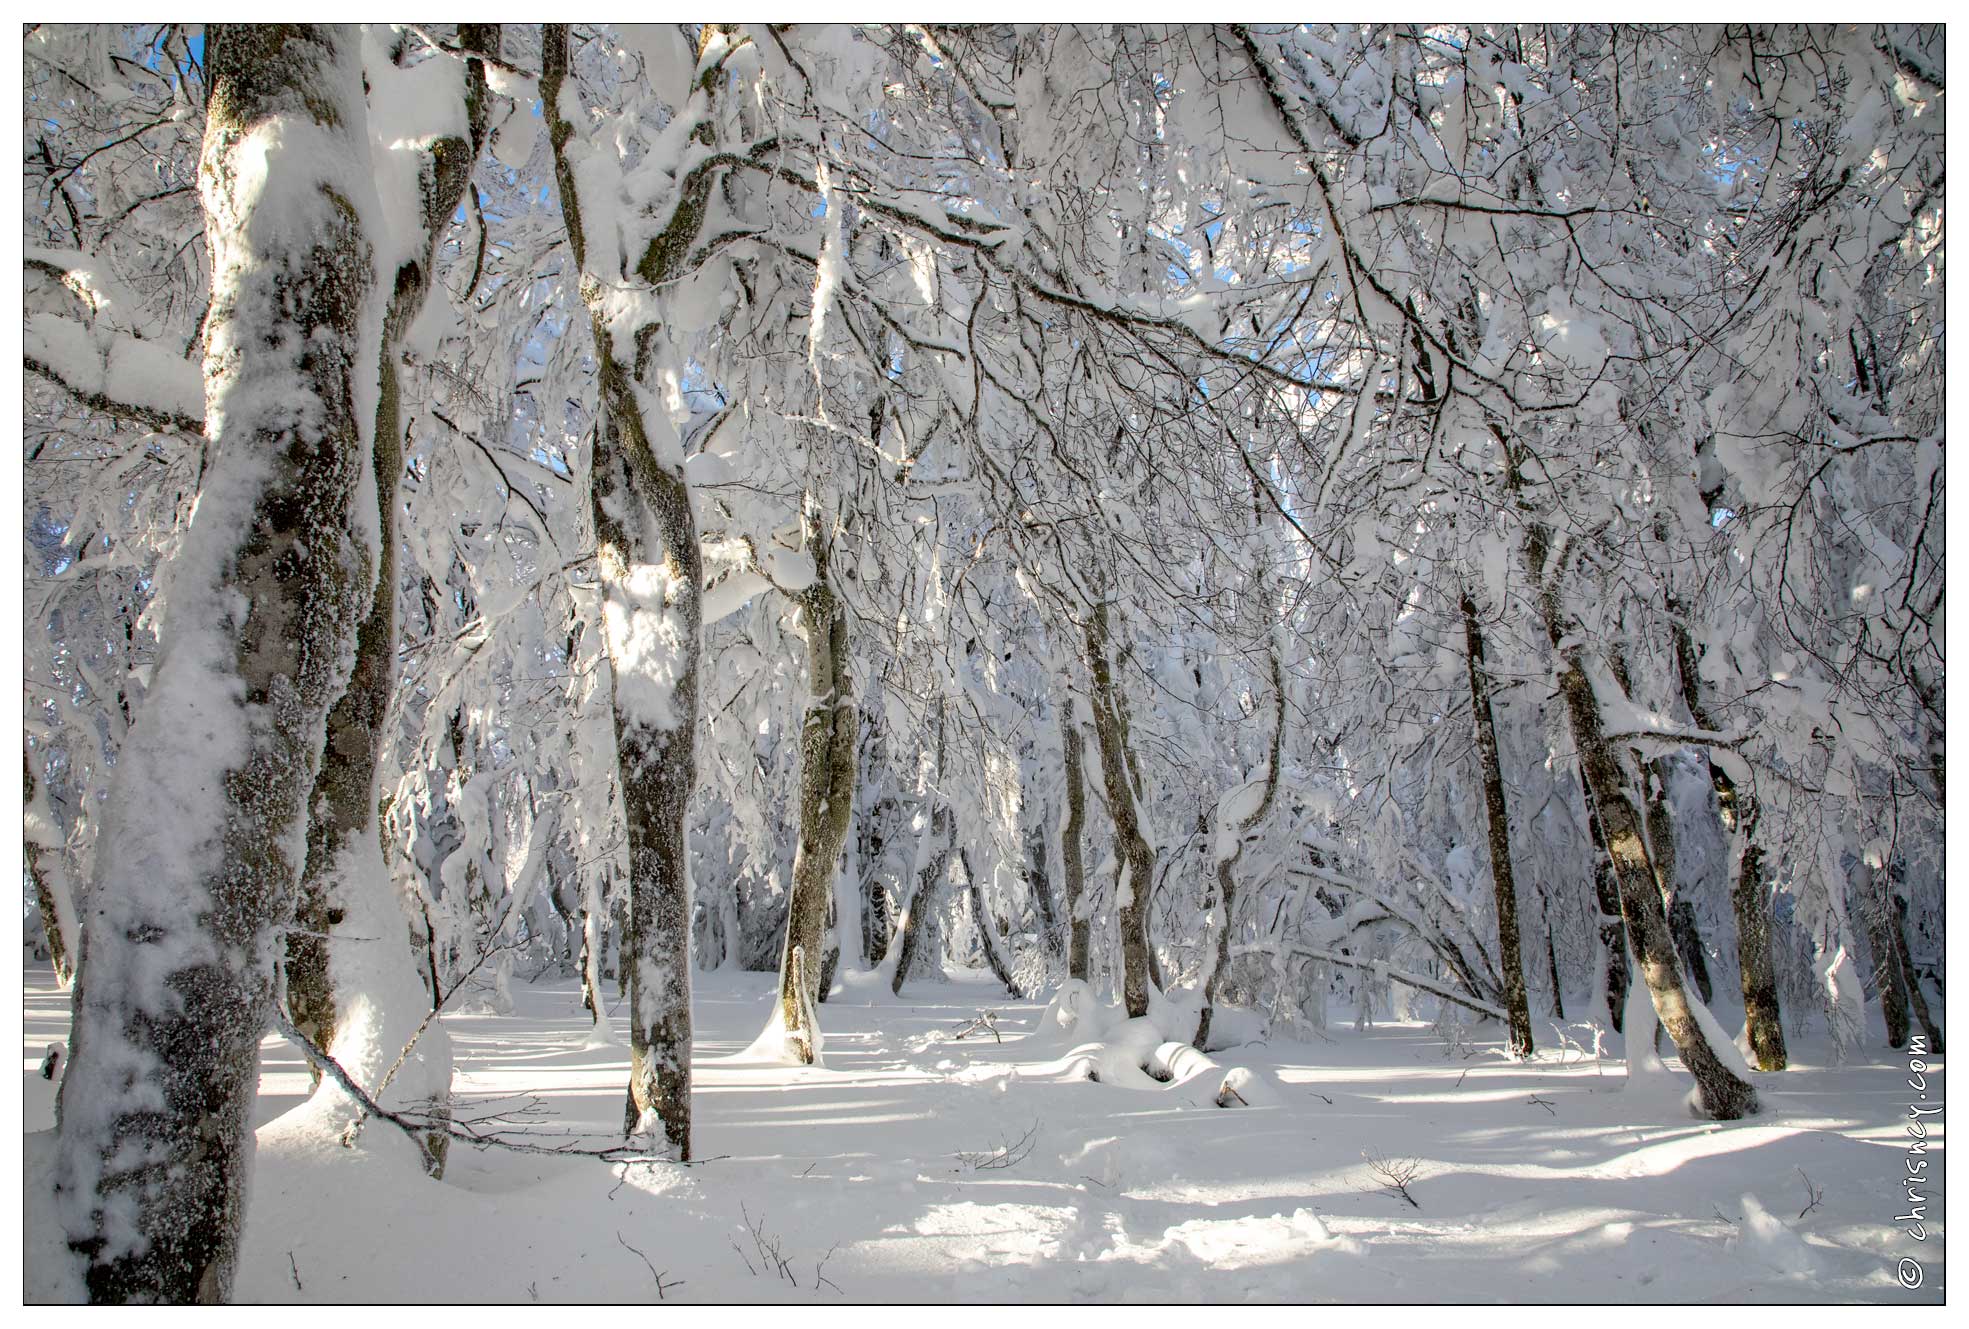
542,23,731,1156
778,545,858,1056
55,26,378,1302
284,28,494,1180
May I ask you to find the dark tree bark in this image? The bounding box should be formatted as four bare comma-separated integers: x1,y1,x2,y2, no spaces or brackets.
1669,619,1787,1070
1084,604,1156,1018
1890,893,1944,1053
890,803,954,995
1586,805,1630,1031
1061,714,1091,982
960,848,1023,997
1025,814,1063,962
778,542,858,1056
1461,594,1534,1057
1862,864,1912,1049
1196,652,1285,1051
1668,899,1715,1006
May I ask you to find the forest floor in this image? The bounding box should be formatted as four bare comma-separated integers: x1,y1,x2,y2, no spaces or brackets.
21,963,1943,1303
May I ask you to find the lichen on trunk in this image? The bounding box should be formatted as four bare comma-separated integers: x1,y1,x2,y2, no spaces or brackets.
55,26,381,1302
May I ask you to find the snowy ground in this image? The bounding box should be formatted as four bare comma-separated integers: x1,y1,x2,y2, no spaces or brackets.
23,964,1943,1302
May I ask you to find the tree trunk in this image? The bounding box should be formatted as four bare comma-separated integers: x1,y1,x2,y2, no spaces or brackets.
284,25,493,1175
890,803,954,995
960,848,1022,997
25,754,76,987
1586,805,1630,1031
1197,653,1285,1050
777,549,857,1057
1025,814,1062,962
1546,609,1758,1118
1862,863,1912,1049
1061,714,1091,982
1669,619,1787,1070
54,26,380,1302
1544,908,1565,1020
1084,604,1156,1018
589,412,698,1153
1461,594,1534,1057
544,22,716,1160
1890,893,1944,1054
1669,899,1714,1006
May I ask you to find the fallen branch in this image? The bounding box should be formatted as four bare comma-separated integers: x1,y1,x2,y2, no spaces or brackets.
270,1008,693,1166
954,1119,1039,1171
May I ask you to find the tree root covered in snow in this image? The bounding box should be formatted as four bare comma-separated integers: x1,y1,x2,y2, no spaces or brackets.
1029,979,1276,1107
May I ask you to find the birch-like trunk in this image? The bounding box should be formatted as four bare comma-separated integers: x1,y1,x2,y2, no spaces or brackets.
1543,588,1758,1119
54,26,380,1301
1461,595,1534,1057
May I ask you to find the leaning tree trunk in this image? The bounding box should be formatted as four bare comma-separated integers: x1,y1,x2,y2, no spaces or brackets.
890,802,955,994
544,22,726,1159
1585,803,1630,1031
54,26,381,1302
1196,652,1285,1051
283,24,495,1177
1061,712,1091,982
1543,589,1758,1119
1461,594,1534,1058
777,544,858,1059
1084,604,1156,1018
960,848,1023,997
1669,618,1787,1070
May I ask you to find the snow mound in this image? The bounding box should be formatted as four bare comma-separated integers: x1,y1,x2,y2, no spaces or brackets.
1731,1194,1821,1278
